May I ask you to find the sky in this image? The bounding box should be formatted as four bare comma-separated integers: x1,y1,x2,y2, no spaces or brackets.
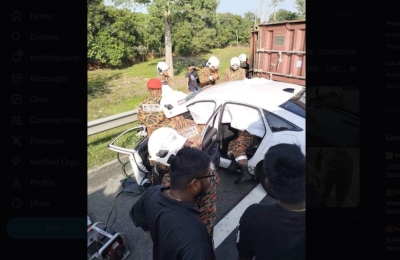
104,0,299,20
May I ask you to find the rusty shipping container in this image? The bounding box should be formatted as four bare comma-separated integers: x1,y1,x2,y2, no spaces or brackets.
249,19,305,86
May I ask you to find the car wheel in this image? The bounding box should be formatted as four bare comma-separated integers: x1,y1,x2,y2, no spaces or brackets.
255,161,278,199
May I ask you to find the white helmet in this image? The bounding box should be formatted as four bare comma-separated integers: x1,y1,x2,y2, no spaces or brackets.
238,54,246,62
157,61,169,75
148,127,187,166
230,57,240,70
206,56,220,69
160,85,189,118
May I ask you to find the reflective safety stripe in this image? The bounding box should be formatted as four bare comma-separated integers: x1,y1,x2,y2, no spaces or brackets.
142,104,161,112
178,126,198,138
235,155,248,162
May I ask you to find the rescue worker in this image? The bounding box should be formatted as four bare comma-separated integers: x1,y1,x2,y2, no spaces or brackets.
157,61,170,85
226,130,257,184
238,53,250,78
223,57,246,82
167,114,204,150
198,56,220,88
150,114,205,185
149,126,220,245
314,147,354,207
137,78,170,137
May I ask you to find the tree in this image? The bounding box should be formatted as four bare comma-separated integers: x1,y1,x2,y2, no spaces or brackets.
110,0,220,75
167,0,218,55
269,0,284,22
295,0,305,19
133,45,148,62
215,13,241,47
88,1,138,66
110,0,176,77
268,9,299,23
243,11,260,26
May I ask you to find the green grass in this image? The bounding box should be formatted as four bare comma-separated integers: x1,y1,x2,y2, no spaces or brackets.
87,122,142,170
88,46,250,170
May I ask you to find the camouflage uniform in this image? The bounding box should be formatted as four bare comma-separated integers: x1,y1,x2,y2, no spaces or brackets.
167,115,204,150
223,67,246,82
227,130,256,166
137,94,170,137
198,67,220,88
157,75,170,85
155,116,220,240
314,147,354,207
198,124,206,134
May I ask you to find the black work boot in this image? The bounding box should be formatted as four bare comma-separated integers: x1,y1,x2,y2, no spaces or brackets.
234,165,253,184
226,158,238,174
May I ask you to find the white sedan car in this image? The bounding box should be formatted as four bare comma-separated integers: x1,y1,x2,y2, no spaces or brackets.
108,78,305,196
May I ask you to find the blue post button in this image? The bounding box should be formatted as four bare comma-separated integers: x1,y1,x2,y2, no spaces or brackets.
6,217,86,239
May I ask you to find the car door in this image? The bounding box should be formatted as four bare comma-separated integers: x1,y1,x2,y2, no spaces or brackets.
200,105,222,167
107,125,151,185
107,125,147,155
307,87,360,146
218,102,267,170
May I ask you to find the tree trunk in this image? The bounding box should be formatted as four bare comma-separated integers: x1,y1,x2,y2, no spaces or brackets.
236,30,239,45
163,9,174,78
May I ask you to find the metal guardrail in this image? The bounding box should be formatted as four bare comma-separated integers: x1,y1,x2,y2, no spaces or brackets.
87,109,138,136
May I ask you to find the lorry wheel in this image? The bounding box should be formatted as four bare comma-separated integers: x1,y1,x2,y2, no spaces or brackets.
255,161,278,200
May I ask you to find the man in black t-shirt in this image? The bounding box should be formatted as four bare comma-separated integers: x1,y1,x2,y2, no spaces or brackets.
130,145,216,260
186,63,201,93
236,143,306,260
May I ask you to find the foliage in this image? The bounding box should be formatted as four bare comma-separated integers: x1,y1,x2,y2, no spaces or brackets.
88,1,138,66
295,0,305,19
268,9,299,23
269,0,284,22
88,0,257,66
133,45,148,61
215,13,253,48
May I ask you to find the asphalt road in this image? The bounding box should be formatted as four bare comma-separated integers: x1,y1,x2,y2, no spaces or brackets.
88,156,276,260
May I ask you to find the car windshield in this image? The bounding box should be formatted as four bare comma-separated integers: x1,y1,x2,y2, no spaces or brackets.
185,85,213,102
